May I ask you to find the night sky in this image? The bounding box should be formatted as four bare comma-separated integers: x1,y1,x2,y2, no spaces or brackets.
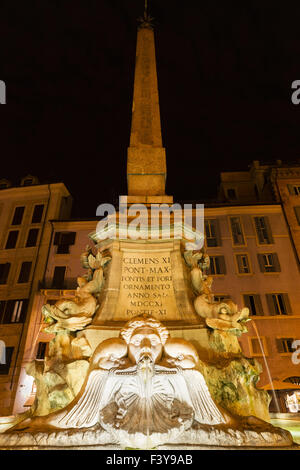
1,1,300,217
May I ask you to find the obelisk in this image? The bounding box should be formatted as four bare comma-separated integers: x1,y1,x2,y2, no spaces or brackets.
126,9,172,204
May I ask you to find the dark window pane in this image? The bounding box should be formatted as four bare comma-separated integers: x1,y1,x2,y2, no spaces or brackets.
227,189,237,200
12,206,25,225
0,263,10,284
26,229,39,247
3,299,28,323
36,342,47,359
51,266,66,288
54,232,76,254
23,178,33,186
0,301,6,323
18,262,32,283
0,347,14,375
32,205,44,224
5,230,19,249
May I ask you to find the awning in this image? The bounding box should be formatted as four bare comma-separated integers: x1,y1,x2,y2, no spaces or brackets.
260,380,300,391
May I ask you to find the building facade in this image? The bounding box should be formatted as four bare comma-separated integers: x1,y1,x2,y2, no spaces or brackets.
6,197,300,415
0,177,72,415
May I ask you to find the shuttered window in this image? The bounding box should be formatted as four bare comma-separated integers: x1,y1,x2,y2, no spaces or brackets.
243,294,264,316
276,338,294,353
287,185,300,196
254,216,273,244
0,299,28,323
230,217,245,245
236,254,251,273
249,337,267,356
205,219,222,247
266,293,292,315
257,253,281,273
208,256,226,275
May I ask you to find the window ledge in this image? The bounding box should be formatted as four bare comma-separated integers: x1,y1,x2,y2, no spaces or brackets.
250,315,298,319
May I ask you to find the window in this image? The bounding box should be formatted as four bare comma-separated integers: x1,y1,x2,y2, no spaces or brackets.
254,216,273,244
11,206,25,225
294,207,300,225
243,294,264,316
26,229,39,247
54,232,76,254
51,266,66,289
208,256,226,275
0,263,10,285
18,262,32,284
227,188,237,200
257,253,281,273
205,219,221,247
230,217,245,245
276,338,295,354
287,185,300,196
5,230,19,249
36,342,47,360
214,295,231,303
0,299,28,323
249,337,267,357
0,347,14,375
266,293,292,316
23,178,33,186
31,204,44,224
283,377,300,385
236,254,251,274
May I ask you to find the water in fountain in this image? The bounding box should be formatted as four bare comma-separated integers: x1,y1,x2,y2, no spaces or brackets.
251,319,281,413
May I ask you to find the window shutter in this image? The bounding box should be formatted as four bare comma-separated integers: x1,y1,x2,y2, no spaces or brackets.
257,254,265,272
215,220,222,247
272,253,281,272
282,294,292,315
243,295,251,311
276,339,284,353
266,294,276,316
264,217,273,244
294,207,300,225
254,217,263,243
254,294,264,315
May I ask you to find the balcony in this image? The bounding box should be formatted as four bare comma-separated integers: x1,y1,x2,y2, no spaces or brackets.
39,278,78,298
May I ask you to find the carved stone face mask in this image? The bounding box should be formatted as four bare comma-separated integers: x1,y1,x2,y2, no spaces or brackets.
128,327,163,365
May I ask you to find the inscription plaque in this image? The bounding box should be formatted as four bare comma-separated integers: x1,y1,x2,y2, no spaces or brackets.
115,251,178,321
